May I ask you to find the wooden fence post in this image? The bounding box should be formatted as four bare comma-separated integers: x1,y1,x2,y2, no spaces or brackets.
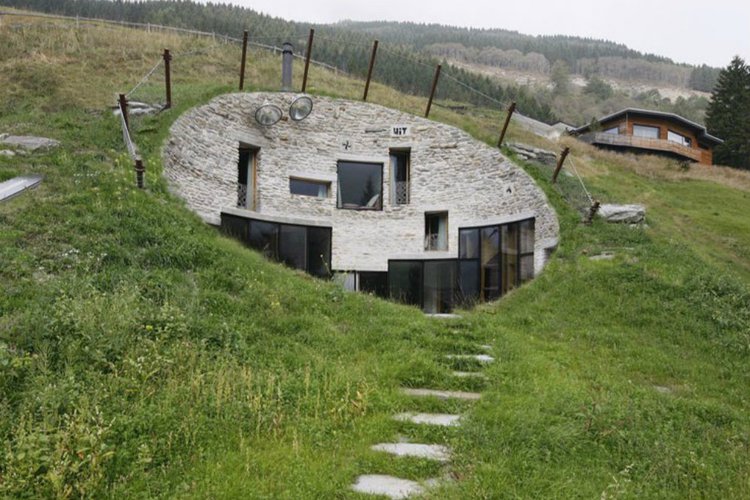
239,30,248,91
363,40,379,101
497,101,516,148
163,48,172,109
135,157,145,189
584,200,601,224
424,64,442,118
552,146,570,184
301,28,314,93
118,93,130,132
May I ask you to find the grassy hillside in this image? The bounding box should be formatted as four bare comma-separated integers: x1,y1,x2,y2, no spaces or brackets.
1,12,749,499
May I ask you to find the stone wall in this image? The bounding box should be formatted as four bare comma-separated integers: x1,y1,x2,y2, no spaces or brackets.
163,92,559,272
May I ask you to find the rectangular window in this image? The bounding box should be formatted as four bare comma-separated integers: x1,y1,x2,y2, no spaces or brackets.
337,161,383,210
459,228,479,259
602,126,619,135
249,220,279,260
238,146,258,210
388,261,423,308
425,212,448,251
290,178,329,198
480,226,500,300
423,260,457,314
359,272,388,298
279,225,307,271
501,223,519,295
633,124,660,139
667,130,691,147
307,227,332,278
390,149,410,205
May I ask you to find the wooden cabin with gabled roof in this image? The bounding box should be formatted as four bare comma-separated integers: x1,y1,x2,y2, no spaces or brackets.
571,108,723,165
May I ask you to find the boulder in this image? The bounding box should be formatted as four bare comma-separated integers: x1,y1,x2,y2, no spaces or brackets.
598,204,646,224
0,135,60,151
507,142,558,166
0,150,16,157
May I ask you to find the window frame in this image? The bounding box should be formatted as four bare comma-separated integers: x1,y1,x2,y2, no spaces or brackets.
289,177,330,199
336,160,384,211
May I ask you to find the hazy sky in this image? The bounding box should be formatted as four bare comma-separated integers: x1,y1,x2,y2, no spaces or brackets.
222,0,749,67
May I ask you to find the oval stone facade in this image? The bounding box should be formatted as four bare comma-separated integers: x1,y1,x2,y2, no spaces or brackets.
163,92,559,273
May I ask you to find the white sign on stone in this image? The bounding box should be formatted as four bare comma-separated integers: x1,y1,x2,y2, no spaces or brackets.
390,125,411,137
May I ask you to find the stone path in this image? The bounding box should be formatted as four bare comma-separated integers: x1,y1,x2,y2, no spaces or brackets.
351,341,495,498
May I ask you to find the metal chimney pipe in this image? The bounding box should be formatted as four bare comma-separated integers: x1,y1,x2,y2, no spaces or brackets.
281,42,293,91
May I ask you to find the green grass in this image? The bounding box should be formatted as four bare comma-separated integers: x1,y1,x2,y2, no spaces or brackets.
1,13,749,499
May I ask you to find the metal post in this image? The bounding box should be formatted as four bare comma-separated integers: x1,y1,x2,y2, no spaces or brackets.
424,64,442,118
239,30,249,91
363,40,379,101
552,146,570,184
118,93,130,133
497,101,516,148
135,157,145,189
163,48,172,109
301,28,314,93
281,42,293,91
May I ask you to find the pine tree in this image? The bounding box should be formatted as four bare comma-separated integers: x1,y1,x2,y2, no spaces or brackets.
706,57,750,169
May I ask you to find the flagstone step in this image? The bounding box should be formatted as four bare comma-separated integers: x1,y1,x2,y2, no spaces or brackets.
401,387,481,401
451,371,487,379
392,412,462,427
445,354,495,363
351,474,426,499
371,443,451,462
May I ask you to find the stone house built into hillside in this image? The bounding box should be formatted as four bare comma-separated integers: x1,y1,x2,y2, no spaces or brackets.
163,92,559,313
571,108,723,165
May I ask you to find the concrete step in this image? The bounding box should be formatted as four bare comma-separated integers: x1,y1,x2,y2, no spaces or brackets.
351,474,426,499
401,387,481,401
392,412,462,427
445,354,494,363
371,443,451,462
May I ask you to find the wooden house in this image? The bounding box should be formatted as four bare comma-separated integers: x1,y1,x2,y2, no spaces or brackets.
571,108,723,165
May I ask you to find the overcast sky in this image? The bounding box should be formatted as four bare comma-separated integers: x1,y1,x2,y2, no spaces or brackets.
221,0,749,67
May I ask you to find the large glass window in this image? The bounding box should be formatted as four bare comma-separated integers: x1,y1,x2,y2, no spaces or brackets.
501,224,519,295
633,124,660,139
424,260,457,314
602,126,619,135
667,130,691,147
249,220,279,260
359,272,388,298
389,261,423,308
390,150,410,205
481,226,501,301
290,178,329,198
307,227,332,278
221,214,331,278
337,161,382,210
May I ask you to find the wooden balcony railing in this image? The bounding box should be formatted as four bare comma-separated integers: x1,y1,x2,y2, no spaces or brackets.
579,132,702,162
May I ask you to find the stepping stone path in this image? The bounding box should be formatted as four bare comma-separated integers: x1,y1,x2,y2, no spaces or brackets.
351,338,495,497
392,412,461,427
0,134,60,151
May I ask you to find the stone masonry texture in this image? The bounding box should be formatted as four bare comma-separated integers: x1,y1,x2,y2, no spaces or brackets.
163,92,559,272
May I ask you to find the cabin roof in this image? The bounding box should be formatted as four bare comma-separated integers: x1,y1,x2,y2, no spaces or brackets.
572,108,723,145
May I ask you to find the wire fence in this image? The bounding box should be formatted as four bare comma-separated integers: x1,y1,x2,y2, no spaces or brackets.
0,9,597,204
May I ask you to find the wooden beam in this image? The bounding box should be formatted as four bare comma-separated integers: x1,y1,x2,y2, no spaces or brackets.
425,64,441,118
301,28,314,92
552,146,570,184
239,30,248,91
363,40,379,101
497,101,516,148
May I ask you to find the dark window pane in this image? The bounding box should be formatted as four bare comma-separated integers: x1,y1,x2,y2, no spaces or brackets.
249,220,279,260
389,261,423,307
481,226,500,300
279,225,307,271
238,149,252,184
290,178,328,198
458,260,480,304
221,213,249,242
424,261,457,314
337,161,382,209
307,227,331,278
520,255,534,283
502,223,519,294
519,219,535,254
459,229,479,259
359,272,388,298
